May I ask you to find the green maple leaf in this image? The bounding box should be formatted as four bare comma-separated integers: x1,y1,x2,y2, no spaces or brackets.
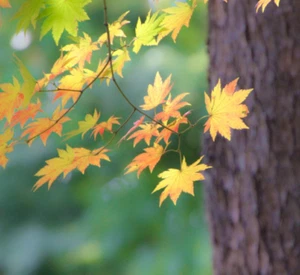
39,0,91,45
13,0,45,32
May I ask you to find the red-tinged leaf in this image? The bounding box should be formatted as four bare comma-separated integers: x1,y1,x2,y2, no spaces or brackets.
0,0,11,8
140,72,173,111
9,99,42,128
62,32,99,69
128,123,160,147
154,93,190,122
156,115,188,144
98,11,130,45
125,143,164,177
0,129,14,168
21,106,70,145
92,115,120,139
119,116,145,143
64,109,100,140
0,77,24,123
152,156,211,206
34,145,110,190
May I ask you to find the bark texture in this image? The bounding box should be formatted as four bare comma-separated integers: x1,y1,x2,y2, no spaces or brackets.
204,0,300,274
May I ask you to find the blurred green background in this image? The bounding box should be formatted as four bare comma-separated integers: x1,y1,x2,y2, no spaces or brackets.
0,0,211,274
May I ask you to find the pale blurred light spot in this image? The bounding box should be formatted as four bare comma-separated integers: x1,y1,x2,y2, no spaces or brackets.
10,30,32,51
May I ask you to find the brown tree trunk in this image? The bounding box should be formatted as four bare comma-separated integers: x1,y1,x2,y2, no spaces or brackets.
204,0,300,274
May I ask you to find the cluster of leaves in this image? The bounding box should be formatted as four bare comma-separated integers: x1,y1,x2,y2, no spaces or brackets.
0,0,279,205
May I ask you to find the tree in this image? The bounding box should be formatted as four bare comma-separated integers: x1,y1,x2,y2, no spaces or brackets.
204,0,300,274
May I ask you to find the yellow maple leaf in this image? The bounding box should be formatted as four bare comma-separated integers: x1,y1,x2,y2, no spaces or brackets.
152,156,211,206
64,109,100,140
158,1,196,42
133,11,164,53
125,143,164,177
98,11,130,45
0,129,14,168
140,72,173,111
34,145,110,190
111,46,131,78
62,32,99,69
204,78,253,141
256,0,280,12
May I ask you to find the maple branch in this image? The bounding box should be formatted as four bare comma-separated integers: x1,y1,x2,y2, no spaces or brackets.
103,0,177,135
93,108,136,156
24,59,111,144
179,114,209,135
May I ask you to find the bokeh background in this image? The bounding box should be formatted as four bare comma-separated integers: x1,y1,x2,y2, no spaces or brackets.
0,0,211,274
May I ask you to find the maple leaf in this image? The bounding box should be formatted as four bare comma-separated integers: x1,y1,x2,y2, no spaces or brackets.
0,129,14,168
140,72,173,111
256,0,280,12
158,1,196,42
133,11,164,53
0,77,24,123
98,11,130,45
119,116,145,143
152,156,211,206
0,0,11,8
111,46,131,78
204,78,253,141
128,123,161,147
62,33,99,69
64,109,100,140
39,0,91,45
13,0,44,32
125,143,164,177
156,115,188,144
9,99,42,128
155,93,191,122
92,116,120,139
34,145,110,190
21,106,70,145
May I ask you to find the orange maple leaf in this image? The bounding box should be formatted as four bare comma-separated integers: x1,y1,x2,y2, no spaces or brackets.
21,106,70,145
34,145,110,190
92,115,120,139
128,123,161,147
204,78,253,141
256,0,280,12
0,129,14,168
9,100,42,128
125,143,164,177
152,156,211,206
154,93,190,122
140,72,173,111
156,115,188,144
120,116,145,143
0,77,24,123
0,0,11,8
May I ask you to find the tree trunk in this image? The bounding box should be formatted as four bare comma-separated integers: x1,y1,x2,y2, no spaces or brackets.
204,0,300,274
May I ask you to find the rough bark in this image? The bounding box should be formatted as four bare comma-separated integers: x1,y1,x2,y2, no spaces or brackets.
204,0,300,274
